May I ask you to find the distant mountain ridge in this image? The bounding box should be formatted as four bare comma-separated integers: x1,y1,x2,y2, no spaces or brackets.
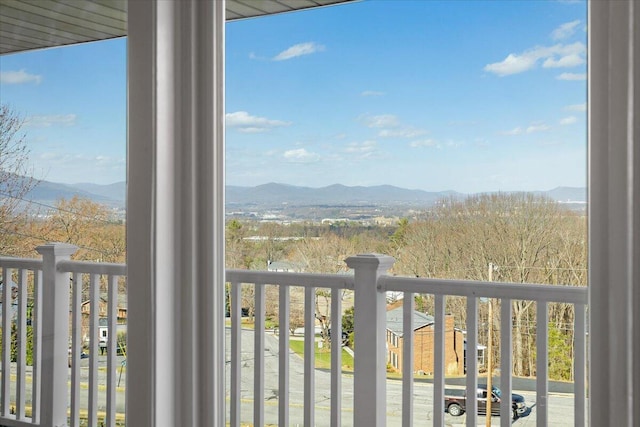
22,179,127,208
226,183,462,206
15,179,586,210
68,182,126,202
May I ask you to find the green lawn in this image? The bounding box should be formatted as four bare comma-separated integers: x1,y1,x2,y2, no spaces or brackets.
289,340,354,372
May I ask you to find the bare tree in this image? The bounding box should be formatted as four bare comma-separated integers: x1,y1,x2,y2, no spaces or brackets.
289,233,357,347
0,105,36,254
391,193,585,377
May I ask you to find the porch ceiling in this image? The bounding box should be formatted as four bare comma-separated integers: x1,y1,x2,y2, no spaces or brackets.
0,0,356,56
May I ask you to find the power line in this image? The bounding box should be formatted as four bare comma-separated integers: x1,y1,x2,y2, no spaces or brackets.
493,264,587,272
0,192,117,225
0,227,110,256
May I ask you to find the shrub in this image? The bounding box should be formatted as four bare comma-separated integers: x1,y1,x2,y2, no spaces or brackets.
0,324,34,365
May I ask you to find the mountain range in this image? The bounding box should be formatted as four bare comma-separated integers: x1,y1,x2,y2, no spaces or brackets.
17,179,587,210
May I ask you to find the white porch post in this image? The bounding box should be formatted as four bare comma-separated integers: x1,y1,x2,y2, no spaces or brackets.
589,1,640,426
36,243,77,427
345,254,395,427
127,0,226,426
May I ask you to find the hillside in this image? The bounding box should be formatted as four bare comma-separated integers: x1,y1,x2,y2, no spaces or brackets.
11,179,587,213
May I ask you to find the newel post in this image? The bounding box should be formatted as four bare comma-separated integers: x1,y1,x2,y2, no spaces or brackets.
36,243,77,427
345,253,395,427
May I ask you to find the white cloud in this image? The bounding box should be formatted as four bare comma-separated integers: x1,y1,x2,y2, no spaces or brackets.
542,53,585,68
273,42,325,61
501,127,523,136
226,111,291,133
283,148,320,163
560,116,578,125
25,114,76,127
526,123,551,133
344,141,377,155
484,42,586,76
360,114,399,128
249,52,270,61
360,114,426,139
551,20,581,40
409,139,437,148
0,69,42,84
361,90,385,97
484,54,538,76
502,123,551,135
565,103,587,112
556,72,587,81
378,128,427,138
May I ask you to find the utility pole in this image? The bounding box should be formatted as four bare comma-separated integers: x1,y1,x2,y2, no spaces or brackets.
485,263,494,427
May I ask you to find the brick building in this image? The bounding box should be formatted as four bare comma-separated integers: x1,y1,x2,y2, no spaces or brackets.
386,305,464,376
79,294,128,345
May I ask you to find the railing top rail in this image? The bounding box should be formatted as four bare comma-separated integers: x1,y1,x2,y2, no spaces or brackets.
0,256,43,271
226,269,355,290
57,259,126,276
380,275,588,305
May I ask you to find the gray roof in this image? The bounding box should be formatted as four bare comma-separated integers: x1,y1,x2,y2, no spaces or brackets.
0,0,357,56
386,307,434,337
267,260,303,272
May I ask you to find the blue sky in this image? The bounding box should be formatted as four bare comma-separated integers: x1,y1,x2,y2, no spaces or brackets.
0,0,586,194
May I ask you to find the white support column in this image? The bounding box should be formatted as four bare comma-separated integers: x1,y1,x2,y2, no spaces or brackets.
127,1,226,426
36,243,78,427
345,254,395,427
589,1,640,426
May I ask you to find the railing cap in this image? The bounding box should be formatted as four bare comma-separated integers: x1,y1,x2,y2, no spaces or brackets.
36,242,79,257
345,253,395,271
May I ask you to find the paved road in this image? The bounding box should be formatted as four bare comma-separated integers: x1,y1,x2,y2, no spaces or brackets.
7,329,579,426
226,328,580,426
7,354,127,419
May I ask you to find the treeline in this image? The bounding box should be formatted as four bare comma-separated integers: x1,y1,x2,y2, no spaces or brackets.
228,193,586,380
1,193,586,380
1,196,126,263
390,193,586,380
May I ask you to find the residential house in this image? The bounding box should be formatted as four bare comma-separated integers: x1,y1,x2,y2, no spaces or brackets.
386,306,464,376
80,294,128,344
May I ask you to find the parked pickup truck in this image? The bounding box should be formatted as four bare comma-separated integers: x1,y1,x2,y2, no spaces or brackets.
445,385,526,420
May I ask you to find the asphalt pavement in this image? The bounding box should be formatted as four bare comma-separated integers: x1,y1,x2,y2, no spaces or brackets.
225,328,581,426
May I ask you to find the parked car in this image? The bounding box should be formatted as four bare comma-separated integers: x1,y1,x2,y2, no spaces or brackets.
325,328,349,345
444,384,526,420
68,349,90,367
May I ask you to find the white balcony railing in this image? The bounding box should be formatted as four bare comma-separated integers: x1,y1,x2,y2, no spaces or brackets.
228,255,588,427
0,244,126,427
0,245,588,427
